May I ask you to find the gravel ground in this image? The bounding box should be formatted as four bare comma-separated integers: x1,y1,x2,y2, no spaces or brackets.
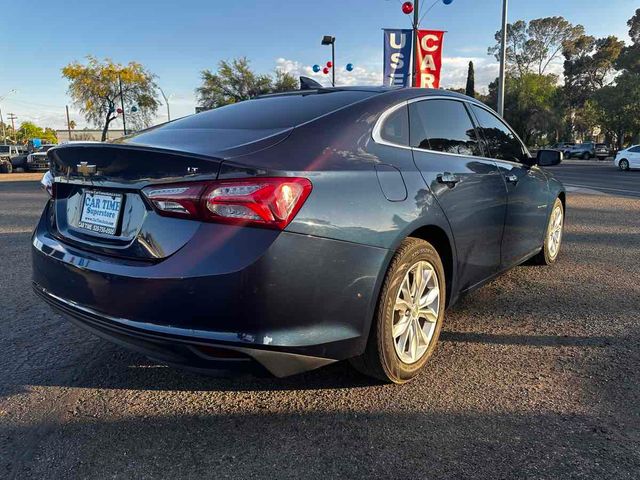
1,181,639,479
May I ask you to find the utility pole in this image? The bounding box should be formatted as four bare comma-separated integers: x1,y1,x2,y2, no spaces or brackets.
159,88,171,122
65,105,72,141
497,0,508,116
118,74,127,135
412,0,420,87
7,113,17,139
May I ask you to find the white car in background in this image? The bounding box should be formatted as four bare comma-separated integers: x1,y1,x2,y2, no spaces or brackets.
615,145,640,171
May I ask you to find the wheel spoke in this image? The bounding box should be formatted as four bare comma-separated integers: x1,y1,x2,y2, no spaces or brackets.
411,266,422,298
416,321,433,346
420,287,439,308
409,322,418,360
393,314,411,338
418,307,438,323
394,298,412,312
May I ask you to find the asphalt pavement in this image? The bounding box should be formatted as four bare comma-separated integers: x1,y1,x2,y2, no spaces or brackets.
1,176,639,479
547,160,640,198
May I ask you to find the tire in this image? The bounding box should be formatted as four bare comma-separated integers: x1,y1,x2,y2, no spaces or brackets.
582,152,590,160
350,238,446,384
531,198,564,265
0,162,12,174
619,159,629,171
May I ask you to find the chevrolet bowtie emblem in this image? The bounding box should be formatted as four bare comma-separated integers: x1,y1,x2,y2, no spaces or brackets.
77,162,97,176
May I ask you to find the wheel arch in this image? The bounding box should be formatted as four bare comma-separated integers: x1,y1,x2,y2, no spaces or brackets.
407,224,455,308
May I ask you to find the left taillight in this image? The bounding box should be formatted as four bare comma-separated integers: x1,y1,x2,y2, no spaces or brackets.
142,177,312,230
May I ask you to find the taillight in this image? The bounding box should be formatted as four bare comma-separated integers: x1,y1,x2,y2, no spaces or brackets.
142,177,312,230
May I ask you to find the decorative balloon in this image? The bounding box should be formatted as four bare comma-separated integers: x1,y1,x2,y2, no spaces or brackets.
322,67,330,74
326,61,333,68
346,63,354,72
312,64,321,73
402,1,413,14
131,106,138,113
116,108,123,114
442,0,453,4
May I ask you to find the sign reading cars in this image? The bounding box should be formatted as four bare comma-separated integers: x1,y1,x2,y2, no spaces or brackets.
416,30,445,89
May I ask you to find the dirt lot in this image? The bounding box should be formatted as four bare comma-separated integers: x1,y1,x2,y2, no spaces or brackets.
1,180,639,479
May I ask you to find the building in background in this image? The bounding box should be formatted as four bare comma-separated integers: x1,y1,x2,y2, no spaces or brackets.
56,129,125,143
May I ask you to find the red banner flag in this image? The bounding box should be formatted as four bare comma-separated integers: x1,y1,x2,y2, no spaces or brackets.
415,30,445,88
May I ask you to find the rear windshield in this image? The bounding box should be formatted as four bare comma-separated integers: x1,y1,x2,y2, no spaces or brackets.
165,91,376,130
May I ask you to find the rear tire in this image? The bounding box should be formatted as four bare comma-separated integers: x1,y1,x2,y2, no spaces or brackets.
582,152,590,160
350,238,446,384
619,159,630,171
531,198,564,265
0,162,12,174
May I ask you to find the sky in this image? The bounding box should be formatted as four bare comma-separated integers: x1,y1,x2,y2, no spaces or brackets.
1,0,636,130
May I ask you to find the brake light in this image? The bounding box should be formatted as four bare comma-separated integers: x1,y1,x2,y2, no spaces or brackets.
142,177,312,230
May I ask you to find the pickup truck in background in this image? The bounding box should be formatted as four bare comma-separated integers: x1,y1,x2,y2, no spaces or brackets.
0,145,28,173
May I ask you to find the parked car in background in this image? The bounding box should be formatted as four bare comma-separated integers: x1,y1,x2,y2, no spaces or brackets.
568,142,595,159
595,143,611,160
33,87,566,384
615,145,640,171
0,145,28,173
551,142,575,158
26,144,56,171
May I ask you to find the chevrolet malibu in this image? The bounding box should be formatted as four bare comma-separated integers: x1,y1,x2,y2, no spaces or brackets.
32,87,565,383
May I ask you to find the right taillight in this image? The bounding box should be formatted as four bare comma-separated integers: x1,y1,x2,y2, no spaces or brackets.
142,177,312,230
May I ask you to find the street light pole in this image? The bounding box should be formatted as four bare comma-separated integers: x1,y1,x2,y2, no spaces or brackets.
321,35,336,87
412,0,420,87
159,88,171,122
118,74,127,136
331,41,336,87
497,0,508,116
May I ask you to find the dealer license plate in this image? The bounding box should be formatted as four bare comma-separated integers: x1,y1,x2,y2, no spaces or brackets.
78,191,123,236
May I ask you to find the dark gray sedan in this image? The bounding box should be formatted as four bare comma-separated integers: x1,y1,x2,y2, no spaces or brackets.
32,87,565,383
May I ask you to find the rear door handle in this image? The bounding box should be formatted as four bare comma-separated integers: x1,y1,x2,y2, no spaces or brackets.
437,173,460,187
505,174,518,184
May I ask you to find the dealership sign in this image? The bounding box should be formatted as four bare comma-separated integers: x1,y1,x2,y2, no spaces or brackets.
416,30,445,88
382,29,413,87
383,28,445,88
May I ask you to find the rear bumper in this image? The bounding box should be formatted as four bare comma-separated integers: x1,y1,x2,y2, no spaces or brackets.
33,284,337,377
31,205,389,376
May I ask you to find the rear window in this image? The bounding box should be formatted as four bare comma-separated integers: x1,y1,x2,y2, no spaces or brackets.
167,91,376,130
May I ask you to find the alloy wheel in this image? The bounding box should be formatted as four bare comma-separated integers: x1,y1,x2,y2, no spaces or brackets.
392,260,440,364
547,205,563,260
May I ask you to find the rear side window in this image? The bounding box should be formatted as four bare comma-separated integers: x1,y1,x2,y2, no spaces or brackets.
379,105,409,146
471,105,526,162
165,91,375,130
409,99,482,157
629,146,640,153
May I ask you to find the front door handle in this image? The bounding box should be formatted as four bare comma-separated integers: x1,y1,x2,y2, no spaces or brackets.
505,174,518,184
437,173,460,187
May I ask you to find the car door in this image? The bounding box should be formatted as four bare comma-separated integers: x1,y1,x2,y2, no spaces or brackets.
469,104,550,268
409,98,507,290
629,146,640,167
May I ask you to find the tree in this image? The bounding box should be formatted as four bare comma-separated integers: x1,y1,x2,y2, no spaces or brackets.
489,17,584,77
465,61,475,98
62,56,160,141
14,122,58,144
562,34,624,138
196,57,299,110
486,73,561,146
593,73,640,148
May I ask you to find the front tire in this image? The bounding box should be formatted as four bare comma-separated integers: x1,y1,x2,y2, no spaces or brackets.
0,162,12,174
582,152,590,160
532,198,564,265
619,159,630,171
350,238,446,383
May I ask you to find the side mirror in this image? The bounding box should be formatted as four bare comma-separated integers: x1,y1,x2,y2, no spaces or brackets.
536,149,562,167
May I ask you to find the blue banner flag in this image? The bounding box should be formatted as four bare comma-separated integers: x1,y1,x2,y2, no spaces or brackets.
383,29,413,87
